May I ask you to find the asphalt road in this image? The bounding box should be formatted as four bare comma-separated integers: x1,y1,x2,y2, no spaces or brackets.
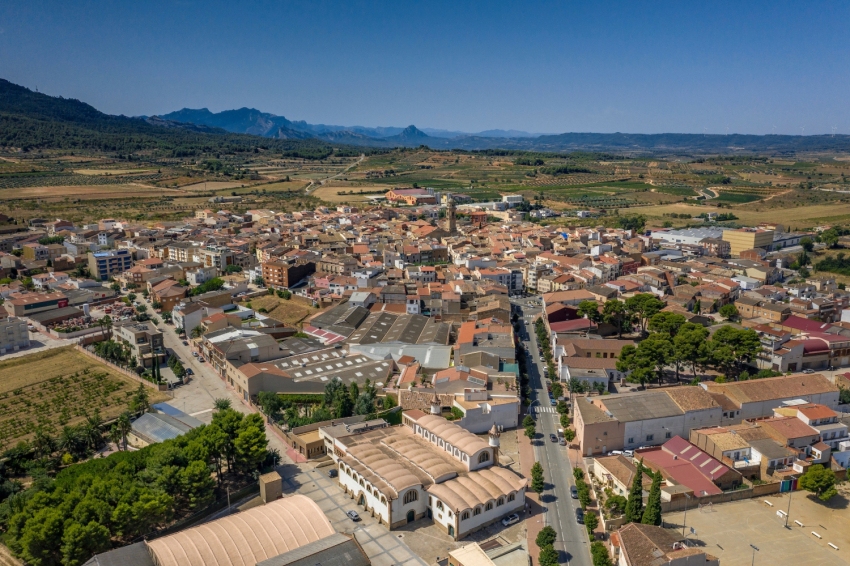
514,298,592,566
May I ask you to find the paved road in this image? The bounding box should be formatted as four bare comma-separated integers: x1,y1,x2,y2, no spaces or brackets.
514,299,592,566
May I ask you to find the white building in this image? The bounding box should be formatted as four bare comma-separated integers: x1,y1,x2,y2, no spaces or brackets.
0,318,30,355
322,408,526,540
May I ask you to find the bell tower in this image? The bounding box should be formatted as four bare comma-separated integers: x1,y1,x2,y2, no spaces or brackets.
445,194,457,235
488,424,501,465
430,392,442,416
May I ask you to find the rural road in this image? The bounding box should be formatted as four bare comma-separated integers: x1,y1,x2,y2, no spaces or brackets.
305,153,365,194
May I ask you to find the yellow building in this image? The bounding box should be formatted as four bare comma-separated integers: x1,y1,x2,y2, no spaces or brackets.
722,228,774,257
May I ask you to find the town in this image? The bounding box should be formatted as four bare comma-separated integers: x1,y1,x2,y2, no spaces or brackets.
0,186,849,566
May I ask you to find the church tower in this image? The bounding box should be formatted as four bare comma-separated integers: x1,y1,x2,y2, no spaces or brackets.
445,194,457,235
488,424,501,464
430,392,442,415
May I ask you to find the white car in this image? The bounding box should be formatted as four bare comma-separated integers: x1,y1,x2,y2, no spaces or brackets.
501,513,520,527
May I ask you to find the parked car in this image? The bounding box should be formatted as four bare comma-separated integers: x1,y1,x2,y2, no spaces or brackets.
198,357,205,363
570,485,578,499
501,513,520,527
559,437,566,446
575,508,585,524
192,352,199,357
623,449,634,457
182,340,189,346
184,368,194,376
549,433,557,443
328,469,338,478
346,510,360,521
802,369,816,374
550,398,557,406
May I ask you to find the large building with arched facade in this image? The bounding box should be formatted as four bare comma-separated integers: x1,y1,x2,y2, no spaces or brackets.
321,409,526,540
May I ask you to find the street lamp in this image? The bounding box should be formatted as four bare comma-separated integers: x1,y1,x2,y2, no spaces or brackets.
681,493,692,536
784,489,792,528
750,544,759,566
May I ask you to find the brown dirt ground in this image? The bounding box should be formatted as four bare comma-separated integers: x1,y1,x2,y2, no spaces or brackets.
247,295,319,327
1,184,178,201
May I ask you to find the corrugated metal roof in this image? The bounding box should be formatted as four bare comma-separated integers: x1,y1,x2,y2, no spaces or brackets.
132,412,195,444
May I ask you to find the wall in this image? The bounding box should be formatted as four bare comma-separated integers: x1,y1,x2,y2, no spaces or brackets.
659,481,781,512
430,490,525,540
336,460,397,526
454,400,518,434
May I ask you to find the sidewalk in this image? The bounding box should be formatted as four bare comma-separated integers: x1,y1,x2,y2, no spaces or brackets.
518,411,543,566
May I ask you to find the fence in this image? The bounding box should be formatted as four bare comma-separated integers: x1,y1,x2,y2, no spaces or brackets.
660,481,781,513
75,345,167,391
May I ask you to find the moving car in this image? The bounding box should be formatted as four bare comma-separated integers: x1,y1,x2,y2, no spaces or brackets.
346,510,360,521
575,508,584,524
501,513,520,527
549,433,557,442
570,485,578,499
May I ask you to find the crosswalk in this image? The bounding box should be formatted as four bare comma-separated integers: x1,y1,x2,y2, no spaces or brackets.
530,406,558,414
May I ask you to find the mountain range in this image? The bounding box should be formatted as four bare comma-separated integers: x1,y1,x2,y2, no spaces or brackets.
3,77,850,156
156,106,850,155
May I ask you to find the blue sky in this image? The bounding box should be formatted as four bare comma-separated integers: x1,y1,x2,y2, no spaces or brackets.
1,1,848,135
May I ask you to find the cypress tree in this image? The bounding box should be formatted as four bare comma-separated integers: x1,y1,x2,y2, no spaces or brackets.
641,470,663,526
624,459,645,523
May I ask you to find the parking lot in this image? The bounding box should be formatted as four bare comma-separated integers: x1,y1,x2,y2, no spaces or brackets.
279,465,428,566
662,493,850,566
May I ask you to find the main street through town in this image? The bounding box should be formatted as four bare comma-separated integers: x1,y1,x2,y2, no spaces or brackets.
513,297,592,566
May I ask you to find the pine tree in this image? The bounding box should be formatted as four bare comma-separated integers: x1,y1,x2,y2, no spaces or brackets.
624,459,645,523
531,461,545,493
641,470,663,526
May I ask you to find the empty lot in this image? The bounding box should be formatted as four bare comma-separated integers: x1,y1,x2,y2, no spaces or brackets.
662,493,849,566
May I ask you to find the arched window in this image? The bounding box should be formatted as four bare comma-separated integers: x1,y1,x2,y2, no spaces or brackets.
497,497,504,506
508,493,515,502
485,501,493,511
478,451,490,464
437,501,444,510
462,511,470,520
359,479,364,487
473,506,481,516
404,490,418,505
381,496,387,505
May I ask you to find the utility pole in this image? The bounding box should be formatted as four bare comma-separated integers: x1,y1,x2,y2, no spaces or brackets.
681,493,692,536
785,488,792,528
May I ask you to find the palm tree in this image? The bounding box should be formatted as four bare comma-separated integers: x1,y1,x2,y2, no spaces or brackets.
191,325,204,339
58,426,81,458
32,428,56,458
213,398,232,412
109,425,123,451
83,411,104,451
115,413,132,451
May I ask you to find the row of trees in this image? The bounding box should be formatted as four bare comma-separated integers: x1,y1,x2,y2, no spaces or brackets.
257,379,392,429
623,460,663,526
576,293,666,339
5,407,270,566
616,311,765,383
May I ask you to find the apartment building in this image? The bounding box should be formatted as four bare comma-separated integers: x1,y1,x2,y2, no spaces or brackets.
88,249,133,281
112,320,165,369
0,317,30,354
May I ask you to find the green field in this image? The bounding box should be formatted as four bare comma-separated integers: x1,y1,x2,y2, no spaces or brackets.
714,192,763,204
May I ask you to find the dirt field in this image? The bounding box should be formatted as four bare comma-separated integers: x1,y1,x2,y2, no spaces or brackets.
0,347,168,445
73,168,155,175
662,493,849,566
636,201,850,228
1,184,177,201
180,181,248,191
247,295,320,327
310,183,381,202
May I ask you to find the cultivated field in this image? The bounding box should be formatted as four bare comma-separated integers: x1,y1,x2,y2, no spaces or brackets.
1,184,177,201
0,347,168,446
637,201,850,229
74,168,155,176
310,182,383,202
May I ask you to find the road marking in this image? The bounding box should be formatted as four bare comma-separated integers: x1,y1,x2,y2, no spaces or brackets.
190,408,214,416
